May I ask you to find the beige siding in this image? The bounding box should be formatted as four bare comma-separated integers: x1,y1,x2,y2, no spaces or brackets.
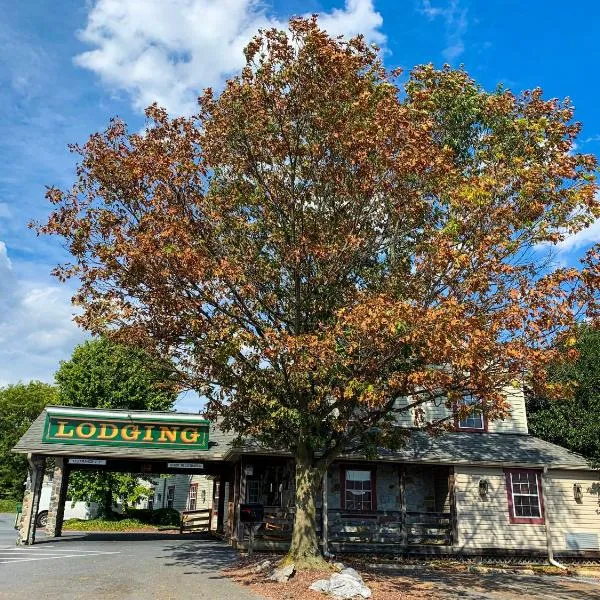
394,384,528,435
487,385,528,434
454,466,547,551
545,470,600,551
158,474,214,511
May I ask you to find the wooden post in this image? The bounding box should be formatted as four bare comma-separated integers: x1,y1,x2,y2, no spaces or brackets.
321,469,329,555
400,464,407,548
448,466,458,547
217,478,226,533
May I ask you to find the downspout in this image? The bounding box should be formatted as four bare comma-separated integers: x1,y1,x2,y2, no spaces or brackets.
542,466,567,570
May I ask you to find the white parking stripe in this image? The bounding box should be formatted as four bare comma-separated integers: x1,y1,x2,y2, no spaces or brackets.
0,548,121,555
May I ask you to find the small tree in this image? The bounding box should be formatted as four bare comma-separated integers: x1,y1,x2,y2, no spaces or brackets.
55,337,178,516
527,326,600,465
39,18,599,564
0,382,58,500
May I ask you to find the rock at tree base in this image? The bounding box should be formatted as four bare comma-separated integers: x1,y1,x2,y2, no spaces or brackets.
268,563,295,583
339,568,362,582
253,560,272,573
332,562,345,572
309,568,372,599
309,579,331,593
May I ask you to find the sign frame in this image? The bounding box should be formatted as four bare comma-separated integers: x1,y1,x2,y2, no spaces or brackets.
42,411,210,451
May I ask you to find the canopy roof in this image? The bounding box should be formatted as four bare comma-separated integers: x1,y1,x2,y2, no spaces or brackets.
14,406,592,470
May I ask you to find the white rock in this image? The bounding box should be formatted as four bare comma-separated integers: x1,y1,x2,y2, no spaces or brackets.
309,579,331,593
268,563,295,583
328,573,372,599
339,568,363,583
253,560,272,573
332,561,346,572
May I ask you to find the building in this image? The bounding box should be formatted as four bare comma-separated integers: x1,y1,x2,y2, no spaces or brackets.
12,393,600,559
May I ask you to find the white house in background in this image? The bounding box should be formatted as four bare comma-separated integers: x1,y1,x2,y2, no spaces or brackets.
150,474,214,513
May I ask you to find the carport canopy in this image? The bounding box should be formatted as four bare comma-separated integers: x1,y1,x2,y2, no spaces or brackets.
12,406,236,545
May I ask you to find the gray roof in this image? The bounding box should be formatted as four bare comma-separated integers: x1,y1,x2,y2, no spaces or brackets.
369,431,592,470
228,432,593,470
13,408,237,462
14,408,592,470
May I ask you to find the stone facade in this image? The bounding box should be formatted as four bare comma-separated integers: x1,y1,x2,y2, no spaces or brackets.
18,454,46,545
45,457,69,537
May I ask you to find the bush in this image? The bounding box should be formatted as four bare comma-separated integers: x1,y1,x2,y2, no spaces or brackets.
123,507,180,526
0,499,17,513
63,518,153,531
149,508,181,526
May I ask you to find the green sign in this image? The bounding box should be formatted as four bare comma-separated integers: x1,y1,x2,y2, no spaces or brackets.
42,412,210,450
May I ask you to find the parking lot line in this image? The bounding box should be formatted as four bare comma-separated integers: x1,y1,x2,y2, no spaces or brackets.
0,548,121,564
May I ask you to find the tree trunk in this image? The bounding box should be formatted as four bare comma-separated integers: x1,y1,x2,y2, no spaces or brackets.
286,445,327,568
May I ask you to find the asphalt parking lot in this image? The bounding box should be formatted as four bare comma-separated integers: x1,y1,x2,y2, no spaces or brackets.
0,513,260,600
3,513,600,600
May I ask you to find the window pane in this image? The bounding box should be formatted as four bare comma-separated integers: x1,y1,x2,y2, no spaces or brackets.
345,470,373,510
510,472,541,519
459,413,484,429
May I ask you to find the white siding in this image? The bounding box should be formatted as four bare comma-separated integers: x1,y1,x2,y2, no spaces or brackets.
158,474,214,511
545,470,600,552
454,466,547,551
487,385,528,434
394,384,528,435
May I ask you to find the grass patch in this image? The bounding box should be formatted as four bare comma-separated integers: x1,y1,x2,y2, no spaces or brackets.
0,499,18,513
63,518,159,532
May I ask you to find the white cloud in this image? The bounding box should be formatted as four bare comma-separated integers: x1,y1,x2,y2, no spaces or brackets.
74,0,385,116
0,241,87,387
0,241,12,271
419,0,468,62
556,218,600,252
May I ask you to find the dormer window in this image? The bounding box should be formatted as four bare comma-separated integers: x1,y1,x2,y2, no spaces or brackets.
457,394,487,432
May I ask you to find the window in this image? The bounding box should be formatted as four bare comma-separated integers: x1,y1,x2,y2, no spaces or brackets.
457,394,486,431
505,469,544,524
167,486,175,509
148,498,154,511
246,479,260,504
200,489,207,505
187,483,198,511
342,468,376,511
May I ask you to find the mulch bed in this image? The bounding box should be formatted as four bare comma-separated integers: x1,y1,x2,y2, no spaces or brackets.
222,555,446,600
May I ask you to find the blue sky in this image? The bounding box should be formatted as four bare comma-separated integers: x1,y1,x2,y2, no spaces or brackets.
1,0,599,411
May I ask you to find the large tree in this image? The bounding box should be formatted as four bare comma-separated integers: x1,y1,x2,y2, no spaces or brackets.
55,337,178,516
39,18,599,564
0,382,58,500
527,326,600,465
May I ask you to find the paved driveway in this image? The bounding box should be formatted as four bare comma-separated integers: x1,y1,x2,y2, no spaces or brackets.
0,514,259,600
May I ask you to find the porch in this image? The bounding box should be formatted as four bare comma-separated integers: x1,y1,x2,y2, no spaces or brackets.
226,458,456,554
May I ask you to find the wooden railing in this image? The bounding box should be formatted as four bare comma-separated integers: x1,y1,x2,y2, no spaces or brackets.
406,511,452,546
245,506,451,546
180,508,212,533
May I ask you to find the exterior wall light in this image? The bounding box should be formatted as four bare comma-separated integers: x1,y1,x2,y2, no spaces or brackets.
574,483,583,502
479,478,489,499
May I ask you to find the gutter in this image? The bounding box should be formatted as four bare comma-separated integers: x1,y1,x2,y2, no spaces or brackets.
542,466,567,570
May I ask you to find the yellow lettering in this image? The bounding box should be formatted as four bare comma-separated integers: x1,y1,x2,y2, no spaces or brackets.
158,426,179,443
180,427,198,444
121,425,141,441
75,422,96,439
143,425,154,442
98,423,119,440
55,420,74,438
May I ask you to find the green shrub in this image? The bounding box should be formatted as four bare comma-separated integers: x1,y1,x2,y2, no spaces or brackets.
63,518,154,531
123,507,180,526
0,499,17,513
149,508,181,526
